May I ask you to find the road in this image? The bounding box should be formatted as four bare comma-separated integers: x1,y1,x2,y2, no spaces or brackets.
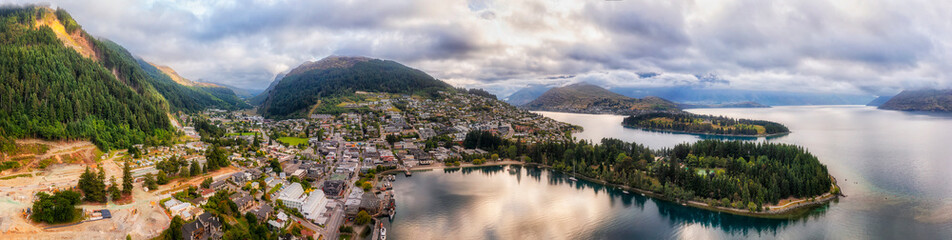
324,205,345,240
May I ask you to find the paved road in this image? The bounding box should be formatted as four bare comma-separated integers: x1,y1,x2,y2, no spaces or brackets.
324,206,345,240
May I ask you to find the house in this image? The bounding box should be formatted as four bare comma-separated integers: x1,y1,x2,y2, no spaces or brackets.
231,172,249,183
181,212,223,240
234,195,255,213
251,204,273,221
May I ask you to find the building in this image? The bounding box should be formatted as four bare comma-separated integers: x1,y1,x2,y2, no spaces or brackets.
181,212,223,240
322,180,345,198
277,182,306,210
301,190,329,221
251,204,273,221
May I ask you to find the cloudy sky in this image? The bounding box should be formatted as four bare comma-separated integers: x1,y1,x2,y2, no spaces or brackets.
13,0,952,96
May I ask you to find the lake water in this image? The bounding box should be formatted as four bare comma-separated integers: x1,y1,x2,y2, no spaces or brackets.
388,106,952,239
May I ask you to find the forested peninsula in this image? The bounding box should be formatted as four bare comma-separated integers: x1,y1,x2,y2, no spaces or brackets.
462,131,837,218
622,112,790,137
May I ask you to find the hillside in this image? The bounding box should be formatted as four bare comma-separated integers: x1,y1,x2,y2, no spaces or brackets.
612,86,874,106
879,89,952,112
0,6,247,151
256,56,453,119
0,6,174,151
523,83,678,114
505,85,552,106
136,60,249,111
248,73,285,105
679,101,770,109
866,95,894,107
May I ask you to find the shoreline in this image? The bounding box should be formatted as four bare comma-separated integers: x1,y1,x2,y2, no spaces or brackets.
621,125,791,138
382,160,838,219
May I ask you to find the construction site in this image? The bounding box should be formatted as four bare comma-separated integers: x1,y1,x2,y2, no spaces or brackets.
0,139,237,239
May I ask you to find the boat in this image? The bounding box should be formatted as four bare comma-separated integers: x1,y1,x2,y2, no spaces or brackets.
622,190,629,194
568,177,577,181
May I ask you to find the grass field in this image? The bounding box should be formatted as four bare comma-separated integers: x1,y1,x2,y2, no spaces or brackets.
277,137,309,146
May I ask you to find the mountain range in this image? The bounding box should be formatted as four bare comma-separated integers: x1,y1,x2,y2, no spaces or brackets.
506,85,876,107
878,89,952,112
523,83,678,114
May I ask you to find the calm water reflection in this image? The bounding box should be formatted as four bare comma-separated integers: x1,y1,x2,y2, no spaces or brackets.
389,106,952,239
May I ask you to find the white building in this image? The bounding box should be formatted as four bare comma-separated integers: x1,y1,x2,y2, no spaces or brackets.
302,190,329,221
277,182,306,210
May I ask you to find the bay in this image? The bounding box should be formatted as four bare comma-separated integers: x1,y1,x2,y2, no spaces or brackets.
387,106,952,239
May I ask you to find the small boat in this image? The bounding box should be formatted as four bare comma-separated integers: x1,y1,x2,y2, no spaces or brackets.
622,190,629,194
568,177,577,181
640,193,645,196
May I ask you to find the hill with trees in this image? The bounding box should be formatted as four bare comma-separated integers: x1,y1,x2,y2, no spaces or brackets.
256,56,453,119
523,83,679,114
878,89,952,112
0,6,246,151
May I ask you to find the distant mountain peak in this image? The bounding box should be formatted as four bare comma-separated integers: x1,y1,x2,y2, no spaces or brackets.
147,62,220,88
524,83,678,114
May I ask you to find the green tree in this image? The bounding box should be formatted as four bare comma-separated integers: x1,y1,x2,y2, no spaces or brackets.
355,210,371,225
122,161,133,195
108,177,121,200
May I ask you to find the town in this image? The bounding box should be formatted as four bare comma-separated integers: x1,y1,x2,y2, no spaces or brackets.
0,90,576,240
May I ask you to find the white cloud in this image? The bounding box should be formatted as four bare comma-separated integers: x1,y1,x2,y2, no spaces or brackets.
10,0,952,96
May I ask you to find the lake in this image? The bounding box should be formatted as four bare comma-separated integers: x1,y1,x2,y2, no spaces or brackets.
387,106,952,239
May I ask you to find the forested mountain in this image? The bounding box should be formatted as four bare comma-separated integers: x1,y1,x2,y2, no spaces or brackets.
0,6,173,150
135,59,249,111
878,89,952,112
248,73,284,105
0,6,245,150
256,56,453,119
218,83,264,99
523,83,679,114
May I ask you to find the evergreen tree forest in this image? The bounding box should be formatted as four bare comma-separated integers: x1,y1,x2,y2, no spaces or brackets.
0,6,248,151
622,112,789,136
0,6,174,151
258,58,453,119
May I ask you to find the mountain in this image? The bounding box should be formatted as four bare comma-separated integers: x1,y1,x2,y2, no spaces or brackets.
523,83,678,114
866,95,894,107
611,86,875,106
0,6,247,150
257,56,453,119
135,59,249,111
878,89,952,112
218,84,264,99
0,6,174,150
505,85,552,106
248,73,285,105
679,101,770,109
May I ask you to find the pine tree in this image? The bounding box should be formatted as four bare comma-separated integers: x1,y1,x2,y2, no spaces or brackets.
122,161,133,195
